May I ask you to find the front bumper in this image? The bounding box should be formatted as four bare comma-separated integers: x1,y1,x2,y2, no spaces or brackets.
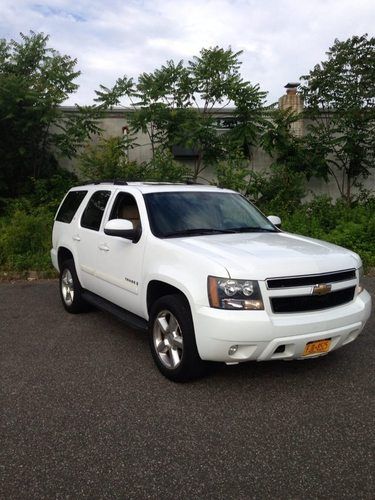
193,289,372,362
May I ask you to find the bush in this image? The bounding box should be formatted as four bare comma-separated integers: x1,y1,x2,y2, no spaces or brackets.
1,168,77,218
281,197,375,270
31,169,78,212
0,206,54,274
79,137,189,183
215,161,306,214
253,164,306,215
0,169,80,276
79,136,145,181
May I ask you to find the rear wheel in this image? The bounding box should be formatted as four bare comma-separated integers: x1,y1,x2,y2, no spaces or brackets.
59,259,87,313
149,294,206,382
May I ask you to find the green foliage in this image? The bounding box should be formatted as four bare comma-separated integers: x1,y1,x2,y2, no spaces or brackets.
189,47,243,103
94,46,268,179
145,149,190,182
137,60,192,108
0,171,78,275
229,84,271,159
185,47,267,176
55,105,103,158
261,109,306,173
215,152,250,193
0,206,53,273
95,76,135,108
79,136,145,181
281,196,375,269
300,34,375,201
79,137,189,183
0,31,101,198
0,167,77,217
215,159,306,214
255,165,306,214
31,169,78,212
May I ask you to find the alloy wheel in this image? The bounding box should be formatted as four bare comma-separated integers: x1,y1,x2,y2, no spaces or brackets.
153,310,184,369
61,268,74,306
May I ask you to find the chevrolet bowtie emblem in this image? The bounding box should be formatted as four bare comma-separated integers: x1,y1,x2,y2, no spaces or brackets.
312,283,332,296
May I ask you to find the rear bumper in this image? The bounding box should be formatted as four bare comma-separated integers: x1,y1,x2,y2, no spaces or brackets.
50,249,58,272
193,289,372,362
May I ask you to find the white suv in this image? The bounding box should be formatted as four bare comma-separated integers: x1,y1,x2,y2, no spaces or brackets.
51,182,372,381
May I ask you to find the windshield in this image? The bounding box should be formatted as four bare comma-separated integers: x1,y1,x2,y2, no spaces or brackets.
144,191,277,238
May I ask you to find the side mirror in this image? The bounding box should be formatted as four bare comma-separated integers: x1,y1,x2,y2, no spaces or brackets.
104,219,141,242
267,215,282,229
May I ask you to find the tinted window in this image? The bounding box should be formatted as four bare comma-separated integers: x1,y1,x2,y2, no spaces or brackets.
81,191,111,231
56,191,88,223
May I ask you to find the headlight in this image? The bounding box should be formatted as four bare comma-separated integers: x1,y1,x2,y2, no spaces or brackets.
208,276,264,310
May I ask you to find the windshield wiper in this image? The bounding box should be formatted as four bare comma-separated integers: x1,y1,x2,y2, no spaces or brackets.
230,226,277,233
163,228,236,238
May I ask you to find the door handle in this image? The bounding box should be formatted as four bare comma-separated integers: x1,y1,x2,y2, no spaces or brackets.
72,235,81,242
98,244,110,252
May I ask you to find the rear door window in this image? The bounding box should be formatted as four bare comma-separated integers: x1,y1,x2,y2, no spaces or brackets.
81,190,111,231
55,191,88,223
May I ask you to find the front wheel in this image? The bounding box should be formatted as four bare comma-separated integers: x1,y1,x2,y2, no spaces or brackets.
149,294,206,382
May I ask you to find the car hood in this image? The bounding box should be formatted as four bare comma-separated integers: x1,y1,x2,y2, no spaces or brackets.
166,231,360,280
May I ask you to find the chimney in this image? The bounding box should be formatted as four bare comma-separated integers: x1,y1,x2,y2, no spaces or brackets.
285,82,299,94
278,82,304,136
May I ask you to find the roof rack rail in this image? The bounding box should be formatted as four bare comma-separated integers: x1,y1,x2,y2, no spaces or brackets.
93,179,128,185
185,178,205,185
78,179,210,187
78,179,129,186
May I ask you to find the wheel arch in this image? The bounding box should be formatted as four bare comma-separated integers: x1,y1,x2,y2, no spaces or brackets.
57,246,74,271
147,280,191,315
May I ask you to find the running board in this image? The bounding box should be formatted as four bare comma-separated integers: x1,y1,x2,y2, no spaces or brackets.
82,290,148,332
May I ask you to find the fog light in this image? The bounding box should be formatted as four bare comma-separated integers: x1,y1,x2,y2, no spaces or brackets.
228,345,238,355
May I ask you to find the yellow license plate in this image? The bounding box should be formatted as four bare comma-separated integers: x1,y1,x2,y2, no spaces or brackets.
303,339,331,356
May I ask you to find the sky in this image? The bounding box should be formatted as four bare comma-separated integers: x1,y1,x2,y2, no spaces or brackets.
1,0,374,106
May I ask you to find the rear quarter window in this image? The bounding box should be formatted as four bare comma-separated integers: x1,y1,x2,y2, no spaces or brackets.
55,191,88,223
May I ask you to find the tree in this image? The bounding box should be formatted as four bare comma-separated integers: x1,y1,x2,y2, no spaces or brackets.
300,34,375,202
0,31,100,198
94,47,268,180
260,108,328,180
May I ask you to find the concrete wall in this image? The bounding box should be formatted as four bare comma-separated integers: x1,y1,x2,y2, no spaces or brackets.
58,108,152,171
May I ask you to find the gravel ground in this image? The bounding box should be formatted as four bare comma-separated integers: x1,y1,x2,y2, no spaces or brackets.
0,278,374,499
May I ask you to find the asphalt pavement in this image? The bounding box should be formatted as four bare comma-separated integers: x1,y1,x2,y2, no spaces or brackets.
1,278,374,499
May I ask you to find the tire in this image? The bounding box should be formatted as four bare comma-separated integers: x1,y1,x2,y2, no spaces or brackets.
59,259,88,314
149,294,206,382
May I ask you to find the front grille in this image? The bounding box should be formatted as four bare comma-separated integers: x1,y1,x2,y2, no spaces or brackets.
271,286,356,313
267,269,356,289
